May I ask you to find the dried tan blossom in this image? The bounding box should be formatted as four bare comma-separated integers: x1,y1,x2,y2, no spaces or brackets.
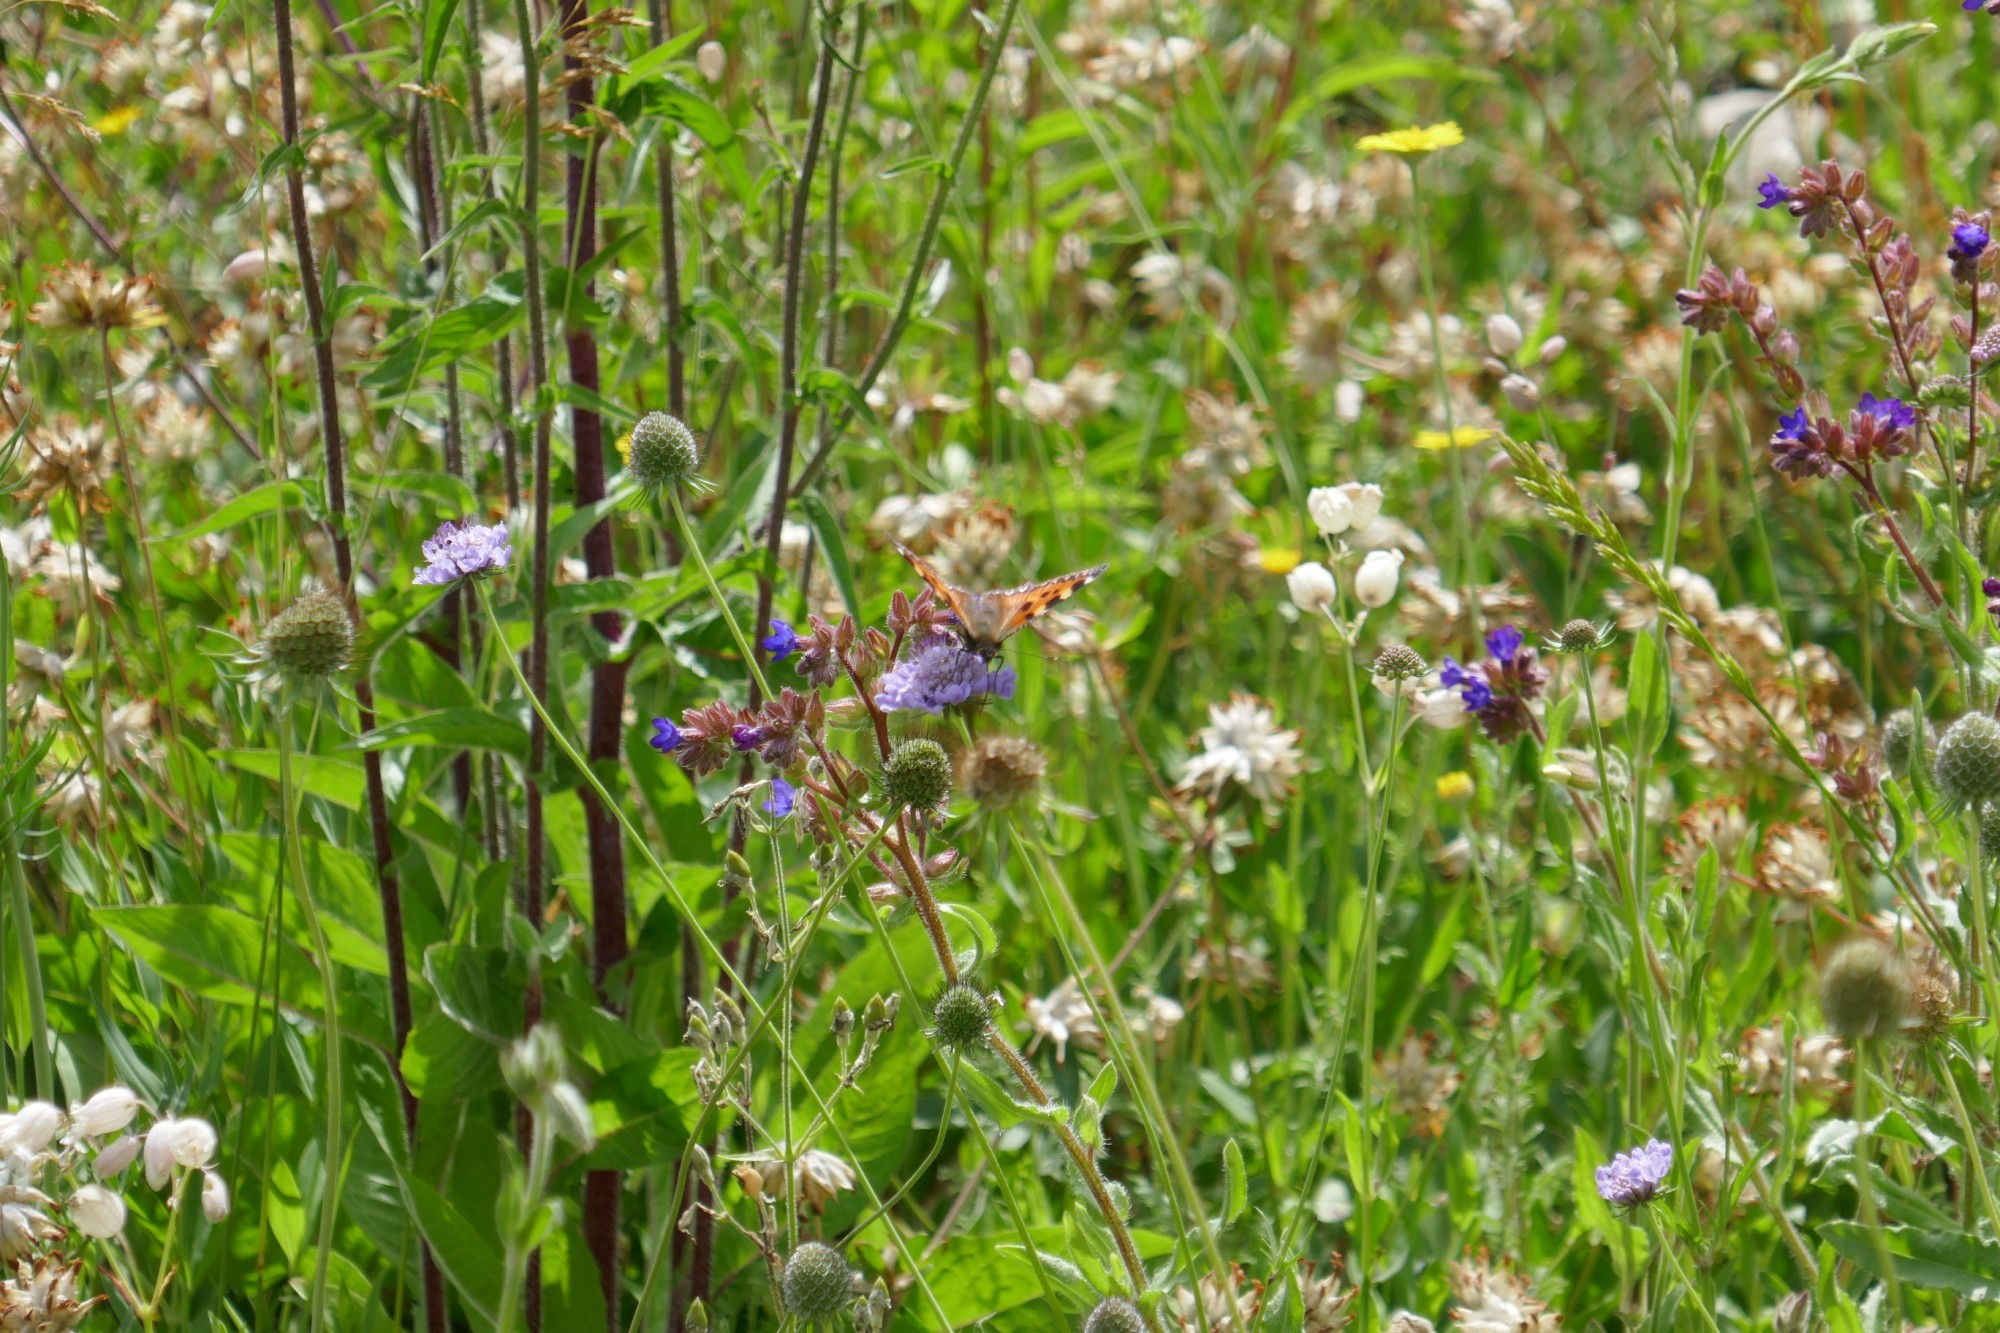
1220,25,1289,86
1395,566,1540,645
1131,251,1232,321
16,418,116,514
864,367,973,437
1453,0,1528,60
1182,387,1268,481
746,1146,857,1211
29,263,166,335
1177,695,1302,810
1173,1266,1263,1332
1755,823,1839,902
1604,562,1720,631
1281,284,1350,387
1738,1026,1849,1095
1184,936,1276,994
1298,1256,1356,1331
1378,1032,1461,1137
1085,33,1203,96
869,491,972,547
0,1255,101,1330
1664,798,1751,881
1447,1253,1558,1333
137,394,213,464
933,502,1017,586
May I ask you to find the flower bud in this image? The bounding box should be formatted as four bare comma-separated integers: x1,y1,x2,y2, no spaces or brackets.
1500,373,1540,412
258,592,356,682
1333,379,1364,422
781,1242,854,1323
622,412,701,492
1286,561,1336,615
1337,481,1384,529
1353,549,1404,608
882,738,953,811
71,1086,139,1139
95,1135,141,1178
1484,312,1524,358
5,1101,64,1153
1538,335,1567,364
144,1118,217,1189
201,1170,231,1222
69,1184,127,1238
223,250,269,284
929,982,993,1052
830,998,855,1039
696,40,726,83
1084,1297,1146,1333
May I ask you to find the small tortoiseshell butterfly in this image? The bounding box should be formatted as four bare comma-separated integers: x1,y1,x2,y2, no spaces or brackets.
896,544,1108,659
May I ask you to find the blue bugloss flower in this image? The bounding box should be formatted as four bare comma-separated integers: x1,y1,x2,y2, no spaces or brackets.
1955,222,1991,258
731,724,766,752
875,635,1017,716
1485,625,1524,664
1439,657,1470,689
762,777,796,817
1460,677,1493,712
762,619,799,661
1774,405,1808,440
649,718,683,754
1858,392,1915,432
1755,172,1790,210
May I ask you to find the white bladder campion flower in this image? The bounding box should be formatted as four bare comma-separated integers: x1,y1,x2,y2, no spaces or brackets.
144,1117,217,1190
1354,549,1405,607
201,1170,230,1222
95,1136,141,1178
1337,482,1384,529
1287,561,1337,615
69,1086,138,1140
1307,486,1354,535
67,1184,126,1239
0,1103,64,1154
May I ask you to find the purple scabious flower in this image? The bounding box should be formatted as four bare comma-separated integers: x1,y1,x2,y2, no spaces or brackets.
1774,405,1809,440
1857,392,1915,433
649,718,683,754
1595,1139,1673,1207
413,518,512,586
1755,172,1791,210
762,777,796,817
762,619,799,661
875,634,1017,716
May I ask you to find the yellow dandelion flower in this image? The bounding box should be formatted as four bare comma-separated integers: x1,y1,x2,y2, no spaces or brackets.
1413,425,1494,451
1259,547,1301,575
91,106,143,136
1436,771,1475,801
1355,121,1464,155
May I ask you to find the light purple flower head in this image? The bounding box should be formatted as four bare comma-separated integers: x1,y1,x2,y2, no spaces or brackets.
875,633,1016,716
1596,1138,1673,1207
414,518,512,586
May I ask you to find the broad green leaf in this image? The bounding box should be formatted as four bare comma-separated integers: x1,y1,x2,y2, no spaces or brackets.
1817,1222,2000,1301
161,481,309,541
353,708,531,758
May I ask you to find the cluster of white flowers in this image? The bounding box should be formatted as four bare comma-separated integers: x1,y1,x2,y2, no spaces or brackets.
1289,481,1401,617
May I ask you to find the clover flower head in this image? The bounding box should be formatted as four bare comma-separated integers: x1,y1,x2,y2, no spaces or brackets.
1595,1138,1673,1207
875,634,1016,716
413,518,512,586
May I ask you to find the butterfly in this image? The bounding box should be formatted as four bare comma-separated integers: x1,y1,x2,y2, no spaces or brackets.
896,544,1109,659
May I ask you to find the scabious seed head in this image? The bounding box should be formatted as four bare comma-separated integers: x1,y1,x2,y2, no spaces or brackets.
623,411,701,490
1881,709,1921,777
1980,801,2000,864
959,734,1046,810
1918,375,1972,411
1933,713,2000,809
258,591,355,681
1082,1297,1145,1333
1371,644,1427,681
1818,938,1910,1041
882,738,952,811
929,982,992,1051
780,1242,853,1324
1908,953,1957,1041
1557,618,1607,654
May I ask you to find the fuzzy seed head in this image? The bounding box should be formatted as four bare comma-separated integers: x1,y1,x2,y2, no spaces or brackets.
959,734,1046,810
1934,713,2000,808
1558,619,1604,653
929,982,992,1051
1371,644,1427,681
781,1242,854,1324
624,411,701,490
1881,709,1917,776
1981,801,2000,865
258,592,355,681
883,738,953,811
1818,938,1911,1041
1083,1297,1146,1333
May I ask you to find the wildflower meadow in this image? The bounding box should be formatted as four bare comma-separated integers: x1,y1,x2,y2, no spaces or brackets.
6,0,2000,1328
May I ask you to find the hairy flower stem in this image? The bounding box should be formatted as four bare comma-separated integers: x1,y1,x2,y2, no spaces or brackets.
1845,468,1949,611
789,0,1024,498
271,6,413,1329
496,1110,556,1333
1850,1041,1902,1321
645,0,686,414
277,696,341,1333
1407,165,1470,590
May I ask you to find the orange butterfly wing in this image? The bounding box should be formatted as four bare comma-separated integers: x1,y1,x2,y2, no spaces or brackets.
896,545,1108,653
894,544,978,623
991,564,1110,638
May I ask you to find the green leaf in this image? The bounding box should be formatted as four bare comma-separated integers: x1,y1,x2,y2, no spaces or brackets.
959,1065,1069,1129
353,708,531,758
1222,1138,1247,1225
799,492,861,622
91,904,342,1032
1817,1222,2000,1301
581,1051,701,1170
160,481,309,541
420,0,461,80
409,1179,500,1325
209,749,366,810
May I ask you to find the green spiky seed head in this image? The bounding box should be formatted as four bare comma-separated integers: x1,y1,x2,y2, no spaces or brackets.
883,738,952,811
258,591,355,681
623,411,700,490
1881,709,1921,777
1919,375,1972,411
1981,801,2000,864
1819,938,1910,1041
1934,713,2000,808
1371,644,1427,681
1082,1297,1146,1333
929,982,992,1051
780,1242,853,1324
1558,619,1604,653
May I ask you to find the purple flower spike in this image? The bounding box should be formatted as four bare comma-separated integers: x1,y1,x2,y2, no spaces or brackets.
1756,172,1791,210
762,619,799,661
649,718,683,754
762,777,796,817
1775,405,1809,441
413,518,512,586
1858,392,1915,433
875,634,1017,716
1485,625,1524,664
1596,1139,1673,1207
